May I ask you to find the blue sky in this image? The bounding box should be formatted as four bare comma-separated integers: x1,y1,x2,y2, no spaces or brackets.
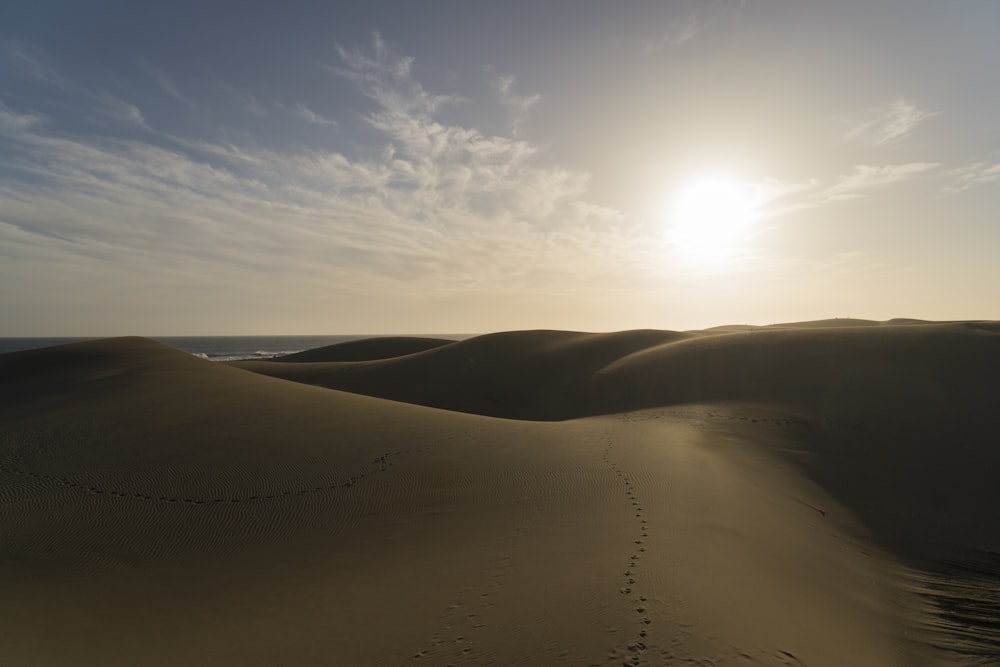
2,1,999,335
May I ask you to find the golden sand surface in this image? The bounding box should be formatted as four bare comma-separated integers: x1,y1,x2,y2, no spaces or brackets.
2,321,998,666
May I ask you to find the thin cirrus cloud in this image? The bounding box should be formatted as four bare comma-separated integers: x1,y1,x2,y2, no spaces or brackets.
842,99,940,146
2,42,67,91
642,14,704,52
821,162,940,202
139,62,199,111
0,35,635,309
640,1,747,53
288,103,338,126
96,94,150,129
750,162,940,221
492,74,540,136
945,162,1000,194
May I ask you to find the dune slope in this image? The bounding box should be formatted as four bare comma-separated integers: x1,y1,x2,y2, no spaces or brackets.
234,328,693,420
2,325,999,666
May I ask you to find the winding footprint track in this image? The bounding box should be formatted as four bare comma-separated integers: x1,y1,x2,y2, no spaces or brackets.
0,447,426,506
602,427,652,666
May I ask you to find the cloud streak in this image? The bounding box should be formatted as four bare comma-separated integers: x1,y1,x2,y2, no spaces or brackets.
842,99,940,146
492,74,540,135
140,62,199,111
3,41,68,90
287,103,338,126
945,161,1000,194
749,162,939,221
822,162,940,201
643,14,704,52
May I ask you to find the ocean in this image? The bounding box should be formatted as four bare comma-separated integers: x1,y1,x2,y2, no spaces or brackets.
0,335,470,362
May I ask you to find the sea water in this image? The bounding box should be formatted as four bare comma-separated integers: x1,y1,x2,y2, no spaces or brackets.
0,334,469,361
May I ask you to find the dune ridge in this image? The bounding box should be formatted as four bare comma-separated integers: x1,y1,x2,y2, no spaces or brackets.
274,336,457,362
234,321,999,421
2,321,999,666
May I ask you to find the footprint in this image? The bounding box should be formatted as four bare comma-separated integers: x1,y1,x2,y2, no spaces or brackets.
605,433,655,661
776,650,807,666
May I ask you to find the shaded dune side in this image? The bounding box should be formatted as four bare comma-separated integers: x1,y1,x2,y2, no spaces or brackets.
234,322,1000,423
595,324,1000,579
234,324,1000,553
275,336,456,362
234,328,694,420
591,321,1000,419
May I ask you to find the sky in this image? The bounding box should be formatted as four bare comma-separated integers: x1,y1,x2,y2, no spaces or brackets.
1,0,999,335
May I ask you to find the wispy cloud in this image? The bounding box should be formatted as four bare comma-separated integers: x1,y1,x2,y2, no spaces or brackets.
822,162,939,201
641,0,748,54
492,74,540,135
0,34,634,318
643,14,704,52
286,103,338,126
747,177,821,219
0,102,46,132
5,46,153,133
3,41,68,90
229,88,268,118
944,161,1000,194
751,163,939,219
140,62,199,110
97,94,149,129
331,33,461,128
842,99,940,146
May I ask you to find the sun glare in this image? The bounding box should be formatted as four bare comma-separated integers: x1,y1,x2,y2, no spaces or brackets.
665,175,762,265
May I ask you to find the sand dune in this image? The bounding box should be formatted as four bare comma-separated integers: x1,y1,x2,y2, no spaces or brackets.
275,336,457,362
2,322,999,665
234,329,693,420
233,322,998,421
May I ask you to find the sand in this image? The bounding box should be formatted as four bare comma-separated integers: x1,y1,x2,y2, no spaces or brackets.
2,322,998,666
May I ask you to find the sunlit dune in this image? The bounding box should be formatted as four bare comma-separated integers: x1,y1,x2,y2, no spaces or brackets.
2,321,999,666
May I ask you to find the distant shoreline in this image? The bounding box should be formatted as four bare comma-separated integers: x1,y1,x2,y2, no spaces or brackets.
0,334,475,360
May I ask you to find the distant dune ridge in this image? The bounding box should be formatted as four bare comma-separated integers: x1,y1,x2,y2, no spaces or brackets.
2,320,999,666
274,336,456,362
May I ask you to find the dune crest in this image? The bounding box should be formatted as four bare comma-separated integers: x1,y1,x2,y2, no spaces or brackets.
274,336,456,362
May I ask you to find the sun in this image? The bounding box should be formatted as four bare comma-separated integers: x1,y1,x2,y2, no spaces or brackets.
665,174,762,265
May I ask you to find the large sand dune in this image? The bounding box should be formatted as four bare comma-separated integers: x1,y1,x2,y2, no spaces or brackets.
2,322,999,666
